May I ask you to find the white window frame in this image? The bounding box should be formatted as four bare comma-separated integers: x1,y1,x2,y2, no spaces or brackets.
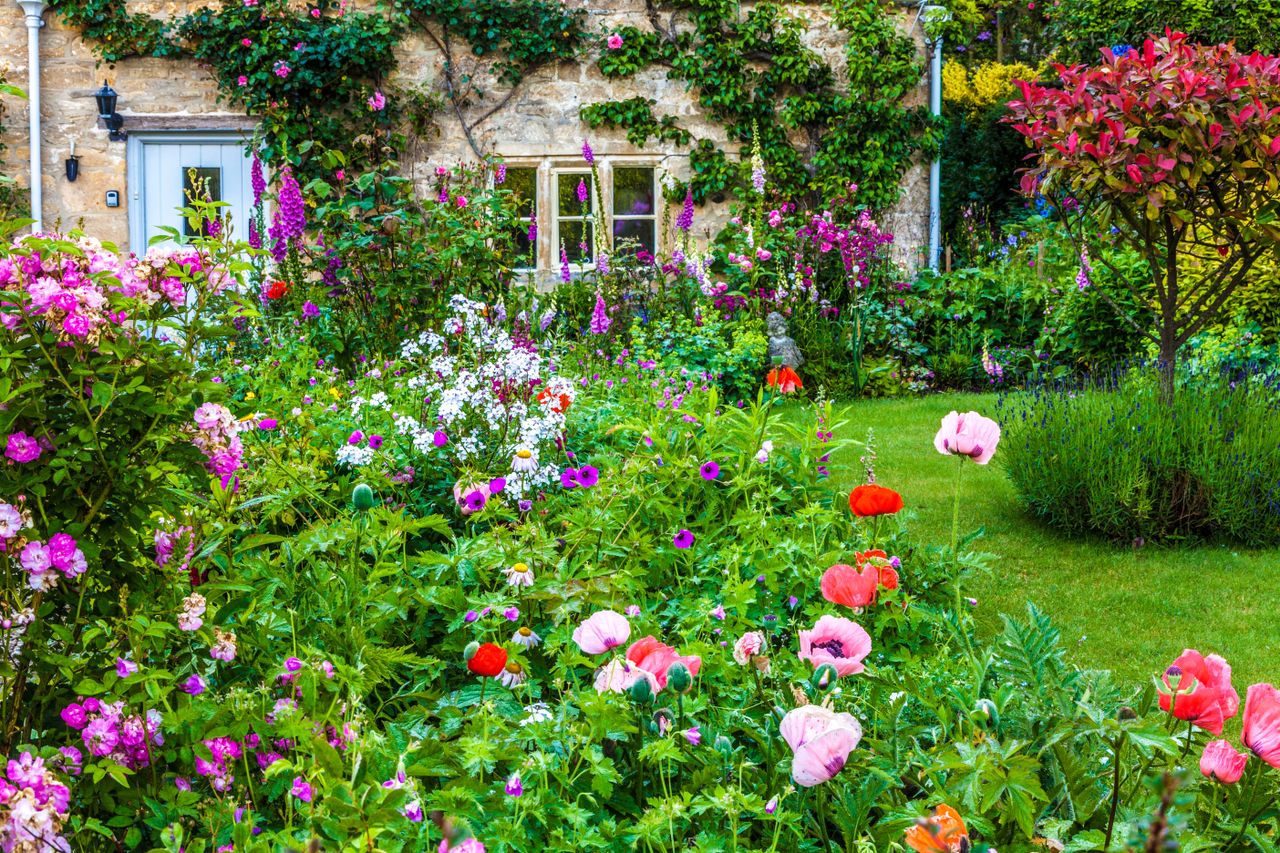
501,165,540,272
607,163,659,259
551,167,598,273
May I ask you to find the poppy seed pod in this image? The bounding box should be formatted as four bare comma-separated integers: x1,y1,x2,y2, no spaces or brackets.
811,663,839,691
971,698,999,728
667,662,693,694
463,641,479,662
352,483,375,511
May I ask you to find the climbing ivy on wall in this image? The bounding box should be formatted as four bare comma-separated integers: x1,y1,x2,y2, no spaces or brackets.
588,0,934,210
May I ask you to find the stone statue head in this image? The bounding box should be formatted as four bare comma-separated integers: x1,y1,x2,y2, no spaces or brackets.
766,311,787,337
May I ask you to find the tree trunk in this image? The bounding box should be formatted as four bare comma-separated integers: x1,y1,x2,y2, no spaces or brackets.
1158,326,1177,403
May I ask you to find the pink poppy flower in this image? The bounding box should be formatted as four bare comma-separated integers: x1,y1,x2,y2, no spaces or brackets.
1158,649,1239,736
933,410,1001,464
1200,739,1248,783
572,610,631,655
798,615,871,677
820,563,878,609
732,631,764,665
625,636,701,690
593,658,658,695
780,704,862,787
1243,683,1280,768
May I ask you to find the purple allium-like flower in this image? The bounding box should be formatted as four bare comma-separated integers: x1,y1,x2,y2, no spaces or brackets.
699,461,719,480
575,465,599,488
582,139,594,164
433,430,448,448
673,529,695,549
589,291,611,335
5,431,41,463
676,188,694,231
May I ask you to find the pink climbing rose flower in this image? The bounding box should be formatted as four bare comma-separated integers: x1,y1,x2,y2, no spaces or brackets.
606,34,624,50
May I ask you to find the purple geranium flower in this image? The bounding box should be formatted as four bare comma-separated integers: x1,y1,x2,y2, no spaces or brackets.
673,529,695,549
699,461,720,480
574,465,599,488
560,468,579,489
463,490,487,513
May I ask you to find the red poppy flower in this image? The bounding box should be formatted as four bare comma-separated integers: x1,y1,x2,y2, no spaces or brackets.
766,365,803,394
266,280,288,300
467,642,508,677
537,387,572,414
1158,649,1239,735
905,804,969,853
848,484,904,517
821,563,879,609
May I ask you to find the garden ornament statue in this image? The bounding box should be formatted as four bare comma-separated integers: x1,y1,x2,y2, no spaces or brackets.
766,311,804,369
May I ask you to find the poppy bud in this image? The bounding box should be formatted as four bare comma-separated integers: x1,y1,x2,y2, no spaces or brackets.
463,641,479,662
971,698,999,728
628,678,654,706
714,734,733,756
667,662,693,694
811,663,839,691
352,483,375,511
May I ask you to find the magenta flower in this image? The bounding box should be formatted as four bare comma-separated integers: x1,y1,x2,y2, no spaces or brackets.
505,772,523,797
291,776,313,803
347,430,364,445
182,674,206,696
683,726,701,745
433,430,448,448
673,529,695,549
582,139,594,164
302,300,320,318
699,461,719,480
367,90,386,111
5,431,41,463
572,609,631,655
780,704,862,787
606,33,624,50
560,247,572,283
116,657,138,678
576,178,588,205
676,188,694,231
589,291,611,335
368,434,384,449
60,703,87,730
273,61,291,78
488,476,506,494
462,490,487,513
560,467,579,489
574,465,599,488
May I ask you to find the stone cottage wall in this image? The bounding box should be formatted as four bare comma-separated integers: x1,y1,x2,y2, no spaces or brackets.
0,0,931,266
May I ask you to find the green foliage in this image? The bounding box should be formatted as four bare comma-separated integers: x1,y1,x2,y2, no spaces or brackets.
627,313,768,402
999,370,1280,544
579,98,691,148
47,0,179,61
1043,0,1280,63
0,78,28,221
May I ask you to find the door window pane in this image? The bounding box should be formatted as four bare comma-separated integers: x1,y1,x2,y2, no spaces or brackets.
183,166,222,238
613,167,655,216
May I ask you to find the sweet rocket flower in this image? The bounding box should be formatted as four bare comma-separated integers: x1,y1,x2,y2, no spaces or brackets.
5,431,41,463
700,461,720,480
798,614,871,677
1158,649,1239,735
673,529,695,549
780,704,862,787
1200,739,1248,783
934,410,1001,465
848,484,903,518
573,610,632,655
1243,683,1280,768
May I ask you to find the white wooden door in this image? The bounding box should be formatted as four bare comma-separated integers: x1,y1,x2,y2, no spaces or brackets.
127,133,254,251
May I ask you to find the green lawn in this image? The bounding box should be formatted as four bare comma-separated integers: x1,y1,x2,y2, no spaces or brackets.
827,392,1280,690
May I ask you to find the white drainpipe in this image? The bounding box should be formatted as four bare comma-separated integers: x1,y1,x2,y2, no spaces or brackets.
921,4,947,272
17,0,46,233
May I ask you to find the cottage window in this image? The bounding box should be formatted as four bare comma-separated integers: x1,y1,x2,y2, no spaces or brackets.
611,166,657,257
505,166,538,269
554,170,596,267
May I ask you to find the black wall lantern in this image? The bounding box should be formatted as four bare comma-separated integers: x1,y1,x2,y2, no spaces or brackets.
94,81,125,141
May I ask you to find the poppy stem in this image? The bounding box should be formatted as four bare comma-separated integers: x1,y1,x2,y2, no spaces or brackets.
1226,762,1272,850
1104,732,1126,848
815,786,833,851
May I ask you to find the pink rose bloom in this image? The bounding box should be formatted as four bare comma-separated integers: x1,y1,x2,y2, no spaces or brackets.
572,609,630,655
1200,739,1248,783
5,431,42,463
367,90,386,111
606,34,623,50
625,636,701,690
797,614,871,677
1243,683,1280,768
933,410,1001,464
732,631,764,665
780,704,862,787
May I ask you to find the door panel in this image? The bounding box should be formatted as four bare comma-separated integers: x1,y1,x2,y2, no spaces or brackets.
131,136,253,250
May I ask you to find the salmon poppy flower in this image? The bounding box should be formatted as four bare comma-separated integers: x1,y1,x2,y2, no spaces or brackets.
821,563,879,609
905,804,969,853
779,704,862,787
766,365,803,394
1200,739,1248,783
466,643,507,677
848,484,903,517
1157,649,1239,736
1243,683,1280,768
626,636,701,691
797,614,871,677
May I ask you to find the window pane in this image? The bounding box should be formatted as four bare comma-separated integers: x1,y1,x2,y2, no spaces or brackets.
613,167,654,217
613,218,656,256
558,221,594,264
183,166,222,238
558,172,592,216
513,222,535,265
505,167,536,211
